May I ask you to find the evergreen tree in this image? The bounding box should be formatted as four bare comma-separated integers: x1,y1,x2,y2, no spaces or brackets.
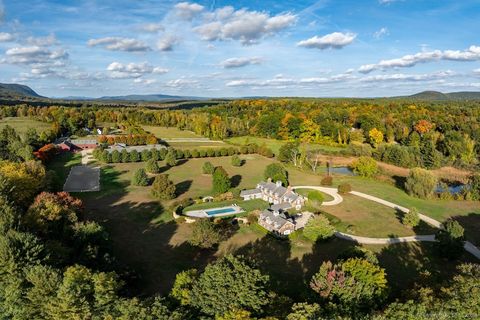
212,166,231,194
165,149,177,167
145,159,161,174
132,169,149,186
151,174,176,200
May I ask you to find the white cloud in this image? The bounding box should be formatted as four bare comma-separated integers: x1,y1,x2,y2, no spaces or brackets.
88,37,151,52
0,32,13,42
474,68,480,75
138,23,164,33
361,70,456,82
373,27,389,39
359,46,480,73
174,2,204,20
4,46,68,65
165,78,199,88
133,78,157,85
194,7,297,45
106,62,168,79
26,34,57,46
297,32,356,49
226,73,356,88
220,57,262,68
157,35,177,51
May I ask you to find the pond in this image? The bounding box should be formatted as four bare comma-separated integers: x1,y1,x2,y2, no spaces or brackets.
320,166,355,176
435,183,468,195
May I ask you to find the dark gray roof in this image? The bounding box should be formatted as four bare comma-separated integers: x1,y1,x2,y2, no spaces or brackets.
240,188,261,196
71,139,98,145
260,209,295,230
271,202,292,212
106,144,166,153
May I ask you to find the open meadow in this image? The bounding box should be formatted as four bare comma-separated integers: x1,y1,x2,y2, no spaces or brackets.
0,117,51,135
48,152,479,297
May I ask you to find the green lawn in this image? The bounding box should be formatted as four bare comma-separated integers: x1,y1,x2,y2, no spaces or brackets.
0,117,51,135
46,152,82,191
321,194,437,237
225,136,345,155
141,125,201,138
48,152,479,298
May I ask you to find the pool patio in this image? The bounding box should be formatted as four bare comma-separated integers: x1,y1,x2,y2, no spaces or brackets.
184,205,245,218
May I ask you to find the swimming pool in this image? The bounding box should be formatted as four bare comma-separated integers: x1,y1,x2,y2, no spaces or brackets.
205,207,237,216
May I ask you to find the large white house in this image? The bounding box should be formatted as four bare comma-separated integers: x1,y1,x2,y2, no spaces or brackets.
240,179,306,210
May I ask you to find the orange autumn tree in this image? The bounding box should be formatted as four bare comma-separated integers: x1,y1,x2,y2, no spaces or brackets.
414,120,434,135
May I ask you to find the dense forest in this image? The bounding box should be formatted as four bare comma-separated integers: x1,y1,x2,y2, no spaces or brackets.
1,98,479,171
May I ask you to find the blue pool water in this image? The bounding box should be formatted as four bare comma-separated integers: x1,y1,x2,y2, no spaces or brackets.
205,207,237,216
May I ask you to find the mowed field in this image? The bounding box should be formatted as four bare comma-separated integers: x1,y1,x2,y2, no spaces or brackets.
141,125,201,138
0,117,51,135
48,153,479,297
226,135,345,155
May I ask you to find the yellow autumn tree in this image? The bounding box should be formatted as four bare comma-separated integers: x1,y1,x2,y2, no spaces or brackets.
368,128,384,147
0,160,45,205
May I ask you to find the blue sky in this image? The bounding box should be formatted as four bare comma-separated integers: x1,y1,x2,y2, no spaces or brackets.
0,0,479,97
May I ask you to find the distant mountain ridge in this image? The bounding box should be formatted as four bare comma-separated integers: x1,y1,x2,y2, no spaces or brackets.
0,83,43,99
403,90,480,100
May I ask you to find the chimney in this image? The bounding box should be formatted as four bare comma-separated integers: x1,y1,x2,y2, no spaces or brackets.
267,178,272,183
276,180,282,187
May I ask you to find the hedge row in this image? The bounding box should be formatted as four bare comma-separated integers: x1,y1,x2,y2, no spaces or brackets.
92,143,274,164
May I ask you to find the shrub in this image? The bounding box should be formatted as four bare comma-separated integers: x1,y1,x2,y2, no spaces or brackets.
145,159,161,174
263,163,288,186
351,156,378,177
404,167,438,199
165,148,177,167
320,176,333,186
191,149,199,158
307,191,324,208
121,149,129,163
338,183,352,194
346,142,372,157
231,155,242,167
129,150,140,162
202,162,215,174
303,215,335,242
188,218,222,249
402,208,420,227
141,149,152,162
436,219,465,259
111,150,121,163
132,168,149,186
212,167,231,194
151,174,176,200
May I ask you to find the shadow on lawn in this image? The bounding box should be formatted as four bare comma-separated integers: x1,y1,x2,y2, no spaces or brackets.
376,241,472,299
451,212,480,246
176,179,193,197
80,164,217,296
231,174,242,188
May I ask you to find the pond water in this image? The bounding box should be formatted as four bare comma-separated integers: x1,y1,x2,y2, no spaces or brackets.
435,183,468,194
323,166,355,176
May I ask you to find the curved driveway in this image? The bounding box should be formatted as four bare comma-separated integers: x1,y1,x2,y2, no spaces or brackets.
293,186,343,206
293,185,480,260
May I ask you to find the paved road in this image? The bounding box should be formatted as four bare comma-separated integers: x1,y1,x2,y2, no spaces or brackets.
335,232,436,244
348,190,480,260
293,186,343,206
